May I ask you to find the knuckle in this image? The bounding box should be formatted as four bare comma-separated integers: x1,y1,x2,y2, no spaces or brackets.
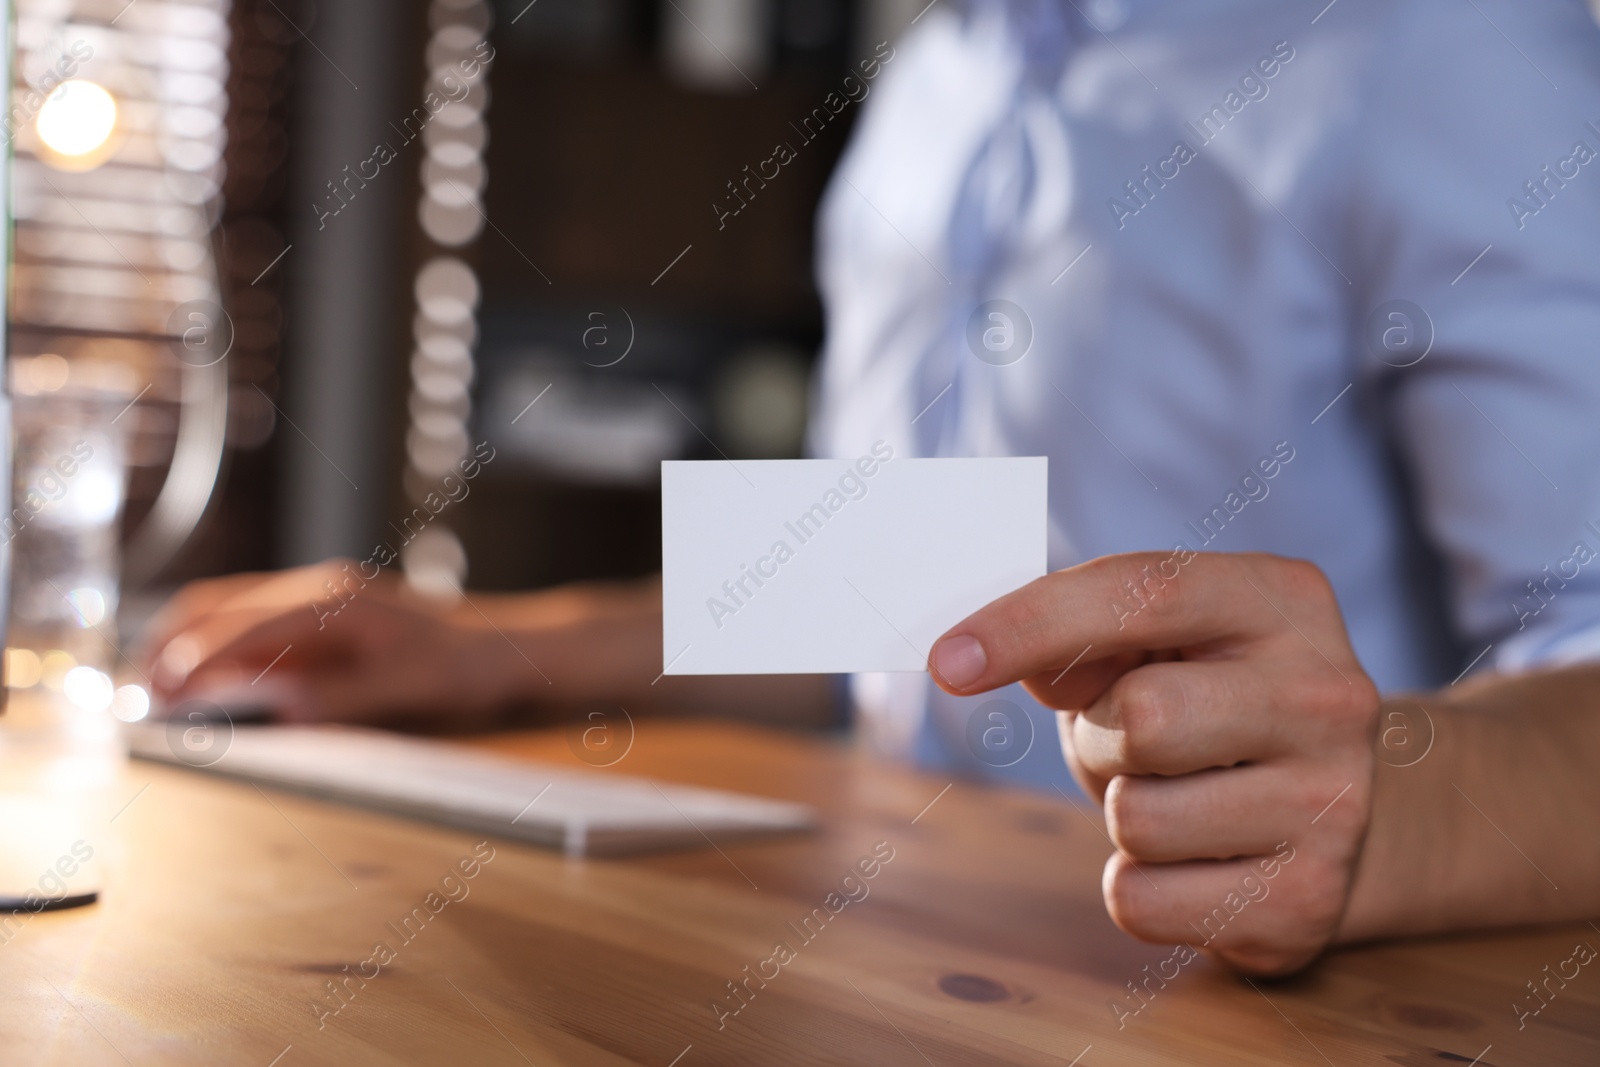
1085,552,1142,587
1299,670,1380,733
1108,673,1171,764
1294,671,1352,718
1312,776,1371,838
1268,555,1334,604
1316,793,1368,842
1350,675,1382,719
1338,682,1382,739
1285,857,1351,928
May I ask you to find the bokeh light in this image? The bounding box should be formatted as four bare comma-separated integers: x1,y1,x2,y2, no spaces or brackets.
63,665,114,712
66,587,108,626
41,649,77,689
5,648,42,689
37,81,118,159
110,684,151,722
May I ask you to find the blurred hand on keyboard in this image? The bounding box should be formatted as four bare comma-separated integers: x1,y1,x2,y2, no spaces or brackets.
138,560,835,729
138,560,541,726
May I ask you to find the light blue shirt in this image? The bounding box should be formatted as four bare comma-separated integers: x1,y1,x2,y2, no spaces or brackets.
811,0,1600,790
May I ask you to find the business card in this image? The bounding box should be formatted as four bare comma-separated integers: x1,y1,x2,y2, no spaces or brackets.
661,449,1047,674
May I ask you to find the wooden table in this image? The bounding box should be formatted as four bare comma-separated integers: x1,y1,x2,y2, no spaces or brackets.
2,720,1596,1066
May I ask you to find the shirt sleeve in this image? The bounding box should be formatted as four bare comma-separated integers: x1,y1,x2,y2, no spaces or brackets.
1351,0,1600,676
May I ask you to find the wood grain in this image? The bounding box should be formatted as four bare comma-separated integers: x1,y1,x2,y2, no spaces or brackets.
1,719,1595,1065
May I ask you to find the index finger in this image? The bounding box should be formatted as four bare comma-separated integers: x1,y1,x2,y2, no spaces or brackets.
926,551,1331,696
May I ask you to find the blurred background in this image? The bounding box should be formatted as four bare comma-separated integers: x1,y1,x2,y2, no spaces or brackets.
6,0,929,661
6,0,1598,769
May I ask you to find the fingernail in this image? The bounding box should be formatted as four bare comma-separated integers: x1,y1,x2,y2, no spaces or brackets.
931,634,986,689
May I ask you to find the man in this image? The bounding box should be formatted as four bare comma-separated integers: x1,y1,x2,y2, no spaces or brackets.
143,0,1600,975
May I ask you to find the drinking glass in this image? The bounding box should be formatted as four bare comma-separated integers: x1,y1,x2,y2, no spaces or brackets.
1,378,141,794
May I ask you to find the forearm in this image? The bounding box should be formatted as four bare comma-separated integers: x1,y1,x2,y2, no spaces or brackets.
454,577,839,728
1339,664,1600,942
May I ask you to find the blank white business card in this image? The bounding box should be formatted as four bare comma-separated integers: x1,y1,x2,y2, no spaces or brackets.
661,450,1047,674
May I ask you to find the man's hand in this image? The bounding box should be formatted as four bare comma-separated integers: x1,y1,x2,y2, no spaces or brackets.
138,562,839,730
928,551,1381,975
138,561,517,726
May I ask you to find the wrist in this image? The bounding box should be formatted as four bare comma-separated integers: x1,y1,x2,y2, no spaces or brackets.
446,591,565,711
447,580,663,711
1337,675,1592,944
1335,695,1460,943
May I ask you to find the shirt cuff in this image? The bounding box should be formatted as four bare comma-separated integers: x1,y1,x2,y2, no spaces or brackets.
1490,617,1600,675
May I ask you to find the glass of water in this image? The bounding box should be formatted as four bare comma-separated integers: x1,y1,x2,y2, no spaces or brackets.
2,362,143,792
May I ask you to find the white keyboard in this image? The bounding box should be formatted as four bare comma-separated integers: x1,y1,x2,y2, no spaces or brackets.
127,724,816,857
